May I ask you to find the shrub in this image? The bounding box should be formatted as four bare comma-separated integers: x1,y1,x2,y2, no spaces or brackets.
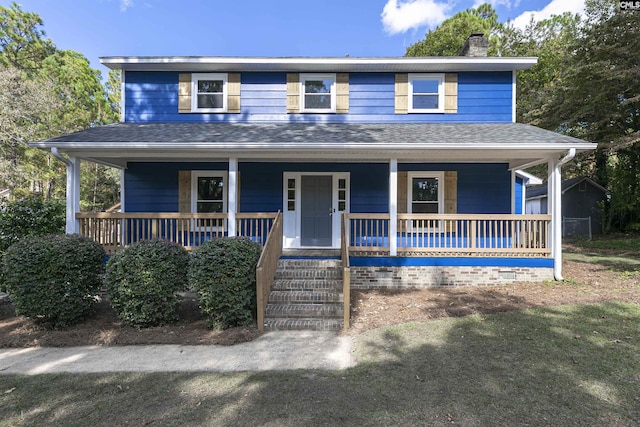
2,234,106,328
189,237,262,329
105,240,190,327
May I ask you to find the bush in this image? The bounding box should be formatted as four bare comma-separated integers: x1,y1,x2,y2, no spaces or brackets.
2,234,106,328
189,237,261,329
105,240,190,327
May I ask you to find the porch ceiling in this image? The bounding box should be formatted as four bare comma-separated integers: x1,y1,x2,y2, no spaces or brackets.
32,123,597,169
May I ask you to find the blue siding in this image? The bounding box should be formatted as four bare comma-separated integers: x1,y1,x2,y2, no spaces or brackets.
124,71,513,124
350,257,554,268
124,161,510,214
515,176,524,214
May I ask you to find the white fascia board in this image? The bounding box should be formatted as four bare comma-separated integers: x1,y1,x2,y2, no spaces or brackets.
515,169,543,185
100,56,538,72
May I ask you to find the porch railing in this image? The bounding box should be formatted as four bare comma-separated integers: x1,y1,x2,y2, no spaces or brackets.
256,211,283,333
346,214,552,257
76,212,278,254
341,213,350,331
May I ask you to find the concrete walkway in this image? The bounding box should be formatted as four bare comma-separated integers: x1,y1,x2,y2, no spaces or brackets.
0,331,354,375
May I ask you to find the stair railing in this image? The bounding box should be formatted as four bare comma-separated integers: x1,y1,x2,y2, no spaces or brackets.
341,213,350,331
256,210,283,332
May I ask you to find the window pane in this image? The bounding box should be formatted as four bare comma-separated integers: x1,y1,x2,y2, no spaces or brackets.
198,80,223,93
412,79,439,93
338,190,346,200
288,189,296,200
338,179,346,189
338,201,346,211
197,94,223,109
288,179,296,189
304,79,331,94
197,177,223,200
412,203,438,214
412,177,438,202
413,95,438,110
197,202,223,213
304,94,331,109
288,201,295,211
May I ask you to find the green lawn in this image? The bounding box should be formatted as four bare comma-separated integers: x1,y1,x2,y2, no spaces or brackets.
2,302,638,426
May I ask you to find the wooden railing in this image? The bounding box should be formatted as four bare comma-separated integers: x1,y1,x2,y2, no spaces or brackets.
76,212,278,254
346,214,552,257
256,211,283,333
341,213,350,332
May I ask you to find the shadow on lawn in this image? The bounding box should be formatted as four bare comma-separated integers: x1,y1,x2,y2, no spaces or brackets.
2,303,638,426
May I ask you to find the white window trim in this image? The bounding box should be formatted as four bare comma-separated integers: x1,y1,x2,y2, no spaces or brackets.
407,171,445,214
191,170,228,213
191,73,228,113
408,73,445,113
300,73,336,113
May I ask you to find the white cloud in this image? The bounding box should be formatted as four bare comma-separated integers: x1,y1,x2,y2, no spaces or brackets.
120,0,134,12
381,0,450,35
511,0,586,30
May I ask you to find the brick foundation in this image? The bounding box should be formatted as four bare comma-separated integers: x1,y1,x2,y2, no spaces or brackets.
350,266,554,289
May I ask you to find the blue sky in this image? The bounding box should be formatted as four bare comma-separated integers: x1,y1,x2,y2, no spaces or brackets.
2,0,586,76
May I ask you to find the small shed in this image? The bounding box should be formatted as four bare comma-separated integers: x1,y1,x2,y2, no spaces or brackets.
526,177,608,236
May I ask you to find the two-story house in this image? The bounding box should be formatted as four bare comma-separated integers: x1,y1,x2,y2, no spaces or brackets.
33,35,596,330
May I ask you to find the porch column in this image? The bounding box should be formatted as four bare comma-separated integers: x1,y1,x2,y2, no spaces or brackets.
548,158,562,280
228,157,237,237
389,159,398,256
67,157,81,234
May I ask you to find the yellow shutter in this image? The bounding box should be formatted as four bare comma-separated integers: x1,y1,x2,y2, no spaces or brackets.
178,74,192,113
227,73,241,113
336,73,349,113
397,171,408,214
178,171,191,213
286,73,300,113
395,74,408,114
444,171,458,213
444,73,458,114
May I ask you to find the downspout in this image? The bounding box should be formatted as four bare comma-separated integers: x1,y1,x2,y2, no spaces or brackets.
51,147,79,234
552,148,576,280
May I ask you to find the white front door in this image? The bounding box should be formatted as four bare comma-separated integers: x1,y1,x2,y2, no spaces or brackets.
283,172,349,249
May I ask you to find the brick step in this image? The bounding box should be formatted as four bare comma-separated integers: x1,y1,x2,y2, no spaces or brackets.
263,318,343,331
271,279,343,291
276,259,342,269
275,268,342,280
268,290,343,303
265,303,343,319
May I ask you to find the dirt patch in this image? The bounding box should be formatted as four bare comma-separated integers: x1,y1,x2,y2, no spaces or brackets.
1,245,638,347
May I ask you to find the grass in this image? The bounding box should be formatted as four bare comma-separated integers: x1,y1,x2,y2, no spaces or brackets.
570,236,640,252
1,302,639,426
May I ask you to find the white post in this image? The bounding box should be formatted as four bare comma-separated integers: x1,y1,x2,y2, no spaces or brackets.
389,159,398,256
66,157,81,234
548,158,563,280
228,158,237,237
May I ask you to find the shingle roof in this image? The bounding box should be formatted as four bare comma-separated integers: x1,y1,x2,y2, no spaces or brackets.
38,122,592,146
526,177,607,199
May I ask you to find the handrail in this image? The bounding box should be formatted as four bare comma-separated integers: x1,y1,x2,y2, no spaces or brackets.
255,210,283,333
341,213,350,332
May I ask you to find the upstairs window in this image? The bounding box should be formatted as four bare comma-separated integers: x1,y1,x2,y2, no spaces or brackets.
408,73,444,113
300,73,336,113
191,73,227,112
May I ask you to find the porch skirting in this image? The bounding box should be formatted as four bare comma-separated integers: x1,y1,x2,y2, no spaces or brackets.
350,264,554,288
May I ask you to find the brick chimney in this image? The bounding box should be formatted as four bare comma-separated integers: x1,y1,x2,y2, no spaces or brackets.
459,33,488,57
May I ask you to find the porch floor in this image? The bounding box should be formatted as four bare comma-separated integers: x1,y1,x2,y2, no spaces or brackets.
282,249,341,258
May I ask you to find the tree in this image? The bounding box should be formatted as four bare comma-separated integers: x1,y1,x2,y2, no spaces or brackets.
405,4,502,56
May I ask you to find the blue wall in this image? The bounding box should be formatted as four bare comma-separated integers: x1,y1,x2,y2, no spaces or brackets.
125,162,511,214
515,176,524,214
124,71,513,123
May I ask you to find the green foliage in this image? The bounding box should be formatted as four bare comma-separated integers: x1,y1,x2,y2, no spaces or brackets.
0,196,64,253
105,240,190,327
189,237,261,329
2,234,105,328
405,4,501,56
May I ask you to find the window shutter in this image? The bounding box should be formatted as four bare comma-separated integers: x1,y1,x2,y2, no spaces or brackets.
336,73,349,113
397,171,408,214
444,73,458,114
444,171,457,213
395,74,408,114
178,74,192,113
228,73,241,113
286,73,300,113
178,171,191,213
